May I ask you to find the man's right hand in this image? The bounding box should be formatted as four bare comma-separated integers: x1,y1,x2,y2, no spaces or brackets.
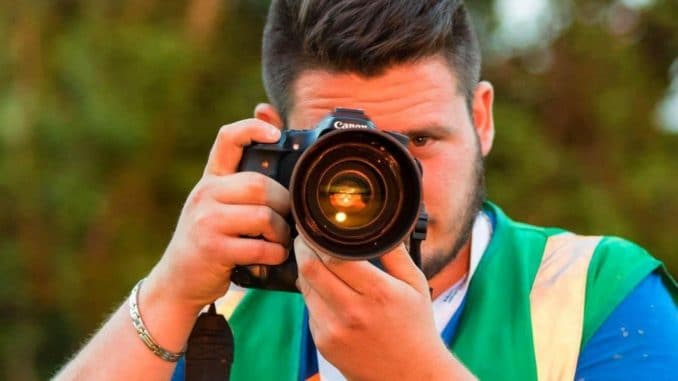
52,119,291,380
146,118,290,315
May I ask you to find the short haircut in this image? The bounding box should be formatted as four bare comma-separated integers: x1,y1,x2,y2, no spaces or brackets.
262,0,481,122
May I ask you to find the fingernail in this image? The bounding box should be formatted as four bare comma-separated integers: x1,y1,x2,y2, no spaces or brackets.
269,128,281,139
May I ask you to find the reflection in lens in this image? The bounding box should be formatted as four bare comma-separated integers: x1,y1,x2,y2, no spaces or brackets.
318,167,384,230
328,174,369,211
335,212,347,223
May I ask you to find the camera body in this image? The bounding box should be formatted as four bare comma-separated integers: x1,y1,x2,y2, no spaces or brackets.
231,108,427,292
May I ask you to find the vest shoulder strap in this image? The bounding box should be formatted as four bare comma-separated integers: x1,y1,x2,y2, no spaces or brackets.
530,233,601,381
530,233,662,381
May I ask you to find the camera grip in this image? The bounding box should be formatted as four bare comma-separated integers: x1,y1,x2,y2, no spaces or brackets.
237,144,284,178
232,143,301,291
231,260,299,292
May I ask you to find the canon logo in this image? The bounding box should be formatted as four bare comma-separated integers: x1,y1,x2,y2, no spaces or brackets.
333,121,369,129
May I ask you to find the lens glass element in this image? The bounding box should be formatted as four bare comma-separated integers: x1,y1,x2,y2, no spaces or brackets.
318,167,384,230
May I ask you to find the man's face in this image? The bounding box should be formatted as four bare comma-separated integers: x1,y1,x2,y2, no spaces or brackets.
286,55,493,279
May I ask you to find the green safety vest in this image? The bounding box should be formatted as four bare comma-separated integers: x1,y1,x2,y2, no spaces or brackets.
222,202,671,380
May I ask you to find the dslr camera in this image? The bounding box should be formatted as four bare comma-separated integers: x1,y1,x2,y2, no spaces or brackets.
230,108,428,292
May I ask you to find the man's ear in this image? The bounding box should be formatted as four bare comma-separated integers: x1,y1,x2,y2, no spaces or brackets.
471,81,495,157
254,103,284,130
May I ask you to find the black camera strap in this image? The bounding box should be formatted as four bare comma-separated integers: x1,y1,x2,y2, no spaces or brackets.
410,207,429,296
409,207,428,269
185,303,233,381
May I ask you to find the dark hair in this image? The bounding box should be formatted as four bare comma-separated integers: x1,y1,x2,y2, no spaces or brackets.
262,0,481,121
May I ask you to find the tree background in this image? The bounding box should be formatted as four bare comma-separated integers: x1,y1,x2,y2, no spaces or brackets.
0,0,676,379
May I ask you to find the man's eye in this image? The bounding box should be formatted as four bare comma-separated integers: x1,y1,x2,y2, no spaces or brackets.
411,136,431,147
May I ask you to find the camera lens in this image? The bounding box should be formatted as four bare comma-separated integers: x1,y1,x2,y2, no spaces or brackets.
290,128,422,260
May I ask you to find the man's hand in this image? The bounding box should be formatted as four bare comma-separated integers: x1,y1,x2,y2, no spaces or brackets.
146,119,291,315
295,235,476,381
54,119,292,381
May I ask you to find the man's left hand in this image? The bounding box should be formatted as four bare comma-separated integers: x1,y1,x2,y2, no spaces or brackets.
294,234,474,381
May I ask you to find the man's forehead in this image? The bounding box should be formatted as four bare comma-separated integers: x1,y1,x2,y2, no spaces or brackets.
287,56,462,130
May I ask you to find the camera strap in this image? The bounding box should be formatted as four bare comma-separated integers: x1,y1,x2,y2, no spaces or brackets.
185,303,233,381
409,207,429,270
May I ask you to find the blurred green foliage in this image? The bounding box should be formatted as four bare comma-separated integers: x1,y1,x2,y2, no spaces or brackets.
0,0,676,379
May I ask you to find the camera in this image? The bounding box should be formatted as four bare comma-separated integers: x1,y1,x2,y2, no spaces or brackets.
230,108,427,292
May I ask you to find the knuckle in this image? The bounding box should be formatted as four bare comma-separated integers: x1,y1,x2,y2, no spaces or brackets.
296,277,311,295
218,119,259,142
195,231,220,253
193,209,214,230
217,124,233,140
254,240,269,259
188,180,212,206
315,323,337,350
189,210,221,252
341,309,364,331
247,173,269,202
256,205,275,227
324,321,350,347
313,333,328,351
252,240,285,263
298,256,318,279
249,239,270,261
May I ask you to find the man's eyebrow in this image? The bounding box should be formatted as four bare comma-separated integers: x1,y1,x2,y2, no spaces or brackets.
398,124,454,136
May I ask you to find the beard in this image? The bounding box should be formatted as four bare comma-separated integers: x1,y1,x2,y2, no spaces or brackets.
421,145,486,280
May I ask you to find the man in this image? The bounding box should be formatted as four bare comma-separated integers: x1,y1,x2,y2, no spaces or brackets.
56,1,677,380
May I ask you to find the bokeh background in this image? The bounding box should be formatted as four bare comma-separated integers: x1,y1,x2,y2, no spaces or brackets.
1,0,676,379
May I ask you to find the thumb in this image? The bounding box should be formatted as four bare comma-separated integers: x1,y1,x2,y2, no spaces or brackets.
204,119,281,176
379,243,429,293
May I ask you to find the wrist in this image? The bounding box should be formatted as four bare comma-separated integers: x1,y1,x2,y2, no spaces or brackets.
134,274,203,354
390,340,475,381
129,279,186,361
428,342,476,381
145,254,217,315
